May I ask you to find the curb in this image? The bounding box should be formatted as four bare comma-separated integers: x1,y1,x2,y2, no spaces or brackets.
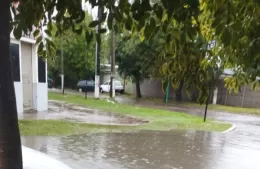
222,123,236,133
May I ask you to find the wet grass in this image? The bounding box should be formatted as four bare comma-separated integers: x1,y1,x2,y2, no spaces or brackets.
199,104,260,115
19,120,134,136
164,101,260,115
125,95,260,115
44,92,232,133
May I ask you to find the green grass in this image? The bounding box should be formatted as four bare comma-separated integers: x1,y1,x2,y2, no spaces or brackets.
206,104,260,115
45,92,232,133
126,95,260,115
173,102,260,115
19,120,133,136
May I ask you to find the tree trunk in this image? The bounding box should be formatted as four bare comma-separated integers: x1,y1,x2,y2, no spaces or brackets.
123,76,126,91
0,1,23,169
175,80,184,101
135,79,142,98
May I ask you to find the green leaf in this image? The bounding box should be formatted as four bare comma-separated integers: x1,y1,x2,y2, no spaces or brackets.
139,27,145,41
47,22,53,31
221,28,231,46
13,26,22,39
125,17,133,31
89,20,99,28
141,0,152,11
37,42,44,55
172,29,180,39
114,8,123,21
72,25,83,35
99,28,107,34
44,29,52,37
154,4,164,20
212,16,221,28
150,17,156,30
36,36,43,44
75,10,85,24
33,29,40,37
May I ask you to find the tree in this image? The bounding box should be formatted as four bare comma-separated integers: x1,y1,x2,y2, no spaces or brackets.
0,1,22,169
200,0,260,91
116,34,162,98
48,13,96,88
48,11,112,88
4,0,259,168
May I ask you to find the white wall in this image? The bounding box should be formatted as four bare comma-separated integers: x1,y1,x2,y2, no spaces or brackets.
31,43,48,112
36,83,48,112
14,82,23,114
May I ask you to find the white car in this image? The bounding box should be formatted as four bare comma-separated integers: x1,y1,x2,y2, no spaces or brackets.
100,80,124,94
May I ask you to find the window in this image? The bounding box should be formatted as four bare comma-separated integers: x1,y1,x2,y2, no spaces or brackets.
115,81,122,86
38,57,46,83
104,82,109,85
87,81,94,86
10,43,20,82
78,80,86,86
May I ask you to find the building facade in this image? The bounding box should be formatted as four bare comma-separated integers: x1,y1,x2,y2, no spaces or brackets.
11,35,48,114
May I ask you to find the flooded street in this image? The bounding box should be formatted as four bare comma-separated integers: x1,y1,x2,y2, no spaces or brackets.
22,92,260,169
22,109,260,169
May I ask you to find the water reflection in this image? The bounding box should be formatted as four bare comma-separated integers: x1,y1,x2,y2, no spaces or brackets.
21,130,260,169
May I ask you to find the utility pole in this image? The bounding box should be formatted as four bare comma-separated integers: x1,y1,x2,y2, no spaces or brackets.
110,19,116,98
94,5,101,99
61,35,64,95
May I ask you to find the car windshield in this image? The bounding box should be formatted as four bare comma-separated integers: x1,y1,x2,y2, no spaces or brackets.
87,81,94,86
77,80,86,86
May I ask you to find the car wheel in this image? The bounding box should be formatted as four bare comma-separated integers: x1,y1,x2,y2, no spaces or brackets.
120,90,124,94
100,88,104,93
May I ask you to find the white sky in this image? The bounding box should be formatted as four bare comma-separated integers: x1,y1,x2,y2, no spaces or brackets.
83,1,98,19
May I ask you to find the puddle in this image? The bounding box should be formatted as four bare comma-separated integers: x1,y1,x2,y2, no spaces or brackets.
19,101,149,126
22,130,260,169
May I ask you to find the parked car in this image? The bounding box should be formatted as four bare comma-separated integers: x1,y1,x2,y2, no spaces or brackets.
100,80,124,94
48,77,54,88
77,80,95,92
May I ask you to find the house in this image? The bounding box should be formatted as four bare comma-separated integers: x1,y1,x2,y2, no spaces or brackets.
11,34,48,114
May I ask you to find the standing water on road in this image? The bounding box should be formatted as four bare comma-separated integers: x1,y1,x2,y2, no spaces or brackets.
22,125,260,169
21,97,260,169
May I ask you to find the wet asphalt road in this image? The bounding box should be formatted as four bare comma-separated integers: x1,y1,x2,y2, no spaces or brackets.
23,91,260,169
22,112,260,169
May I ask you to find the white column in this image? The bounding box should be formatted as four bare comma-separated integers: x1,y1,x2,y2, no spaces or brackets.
213,87,218,104
32,43,38,110
94,75,100,98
